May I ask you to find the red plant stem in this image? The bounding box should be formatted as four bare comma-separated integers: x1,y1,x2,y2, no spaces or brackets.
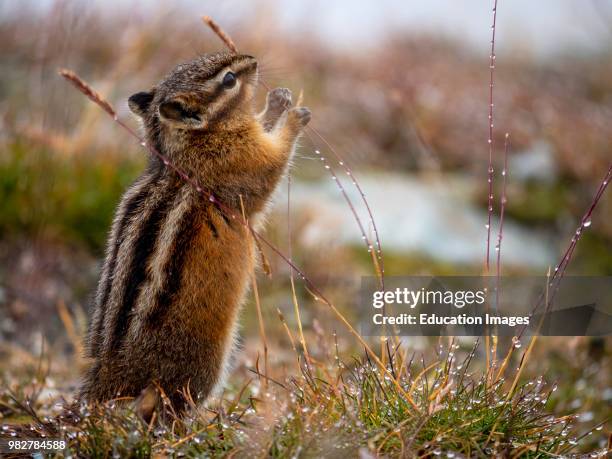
310,145,374,258
494,133,509,313
517,163,612,339
485,0,499,273
259,80,385,284
552,164,611,282
307,126,385,277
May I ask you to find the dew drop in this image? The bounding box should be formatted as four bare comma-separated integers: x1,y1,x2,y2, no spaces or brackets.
582,219,592,228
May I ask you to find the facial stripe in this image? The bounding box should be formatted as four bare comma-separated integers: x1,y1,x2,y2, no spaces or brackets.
89,170,158,356
146,203,203,325
206,81,247,128
200,59,256,111
207,55,255,81
109,182,178,351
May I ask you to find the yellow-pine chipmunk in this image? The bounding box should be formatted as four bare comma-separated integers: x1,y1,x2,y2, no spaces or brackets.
80,52,310,415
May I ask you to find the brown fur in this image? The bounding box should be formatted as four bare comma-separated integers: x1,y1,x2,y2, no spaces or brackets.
81,52,310,413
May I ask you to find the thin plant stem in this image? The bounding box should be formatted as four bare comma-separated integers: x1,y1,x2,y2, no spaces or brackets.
239,195,269,389
287,174,310,366
495,133,510,313
484,0,499,376
485,0,499,272
490,133,509,371
517,164,612,340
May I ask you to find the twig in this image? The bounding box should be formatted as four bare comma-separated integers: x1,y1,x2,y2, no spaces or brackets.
202,16,238,54
59,69,116,118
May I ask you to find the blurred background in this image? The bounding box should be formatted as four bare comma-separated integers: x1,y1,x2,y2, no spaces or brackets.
0,0,610,440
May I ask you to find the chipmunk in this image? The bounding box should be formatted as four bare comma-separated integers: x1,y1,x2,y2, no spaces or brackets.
80,51,310,415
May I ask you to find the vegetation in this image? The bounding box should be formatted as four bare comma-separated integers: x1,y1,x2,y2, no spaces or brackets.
1,336,609,457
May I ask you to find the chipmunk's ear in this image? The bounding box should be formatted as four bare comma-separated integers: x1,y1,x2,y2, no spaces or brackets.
158,98,203,128
128,91,155,117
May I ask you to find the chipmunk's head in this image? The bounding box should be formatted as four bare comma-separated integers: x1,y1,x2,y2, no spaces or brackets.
128,52,258,131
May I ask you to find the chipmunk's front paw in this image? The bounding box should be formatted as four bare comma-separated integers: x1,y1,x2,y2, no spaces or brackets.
267,87,293,112
289,107,311,128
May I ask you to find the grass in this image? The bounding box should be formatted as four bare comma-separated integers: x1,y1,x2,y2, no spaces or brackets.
0,338,608,457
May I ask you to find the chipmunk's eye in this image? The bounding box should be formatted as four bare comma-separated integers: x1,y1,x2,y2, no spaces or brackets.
222,71,236,89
